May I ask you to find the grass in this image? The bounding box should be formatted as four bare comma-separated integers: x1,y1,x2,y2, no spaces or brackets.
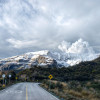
41,79,100,100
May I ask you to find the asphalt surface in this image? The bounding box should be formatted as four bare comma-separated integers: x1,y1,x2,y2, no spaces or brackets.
0,83,59,100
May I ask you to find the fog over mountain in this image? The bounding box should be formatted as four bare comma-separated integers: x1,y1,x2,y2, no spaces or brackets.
0,0,100,58
58,39,99,66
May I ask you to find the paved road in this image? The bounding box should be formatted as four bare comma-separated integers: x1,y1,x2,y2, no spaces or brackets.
0,83,59,100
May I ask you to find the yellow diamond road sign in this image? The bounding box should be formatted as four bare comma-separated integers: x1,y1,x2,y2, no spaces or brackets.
48,75,53,80
16,77,18,80
2,84,5,87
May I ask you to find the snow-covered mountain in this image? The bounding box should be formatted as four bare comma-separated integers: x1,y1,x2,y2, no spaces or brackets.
0,49,99,71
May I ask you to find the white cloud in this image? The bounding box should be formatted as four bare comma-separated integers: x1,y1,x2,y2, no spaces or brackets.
58,39,97,61
7,38,38,48
58,38,95,54
0,0,100,58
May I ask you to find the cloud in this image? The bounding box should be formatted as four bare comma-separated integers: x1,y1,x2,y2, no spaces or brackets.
0,0,100,58
58,38,95,54
7,38,38,48
58,39,97,62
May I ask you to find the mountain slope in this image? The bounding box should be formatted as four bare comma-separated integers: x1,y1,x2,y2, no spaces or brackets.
0,50,99,71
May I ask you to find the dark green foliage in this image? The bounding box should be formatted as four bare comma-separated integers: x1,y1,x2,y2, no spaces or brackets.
50,83,56,89
87,81,100,91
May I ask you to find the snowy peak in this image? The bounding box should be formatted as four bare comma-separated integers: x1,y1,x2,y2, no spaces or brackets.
0,49,99,71
0,50,57,71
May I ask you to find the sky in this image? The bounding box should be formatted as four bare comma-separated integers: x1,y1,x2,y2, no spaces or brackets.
0,0,100,58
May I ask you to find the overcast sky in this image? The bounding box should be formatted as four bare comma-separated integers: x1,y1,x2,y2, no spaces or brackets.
0,0,100,58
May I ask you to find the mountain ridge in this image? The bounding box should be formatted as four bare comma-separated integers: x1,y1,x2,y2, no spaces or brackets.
0,50,99,71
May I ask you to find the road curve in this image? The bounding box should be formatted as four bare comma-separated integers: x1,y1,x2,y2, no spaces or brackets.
0,82,59,100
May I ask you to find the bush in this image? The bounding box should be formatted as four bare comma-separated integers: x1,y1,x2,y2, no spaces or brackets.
56,82,63,89
81,90,90,97
68,81,79,90
50,83,56,89
77,86,82,92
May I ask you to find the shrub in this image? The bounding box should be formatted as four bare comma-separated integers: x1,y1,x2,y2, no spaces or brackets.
50,83,56,89
77,86,82,92
56,82,63,90
81,90,90,97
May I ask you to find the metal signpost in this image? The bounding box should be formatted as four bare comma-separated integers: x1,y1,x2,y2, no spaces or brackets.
48,74,53,90
5,79,7,85
25,77,27,82
2,74,5,87
9,74,11,84
16,77,18,83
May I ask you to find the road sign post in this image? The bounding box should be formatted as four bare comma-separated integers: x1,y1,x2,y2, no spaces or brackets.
48,74,53,91
49,79,51,91
16,77,18,83
2,74,5,87
9,74,11,84
25,77,27,82
5,79,7,85
3,78,4,85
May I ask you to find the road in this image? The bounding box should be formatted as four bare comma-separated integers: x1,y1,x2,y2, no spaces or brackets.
0,83,59,100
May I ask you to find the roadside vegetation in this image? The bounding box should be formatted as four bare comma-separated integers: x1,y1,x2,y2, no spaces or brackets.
41,80,100,100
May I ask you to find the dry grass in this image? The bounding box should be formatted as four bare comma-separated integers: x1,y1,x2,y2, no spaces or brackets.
81,90,90,97
41,80,100,100
68,90,82,98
